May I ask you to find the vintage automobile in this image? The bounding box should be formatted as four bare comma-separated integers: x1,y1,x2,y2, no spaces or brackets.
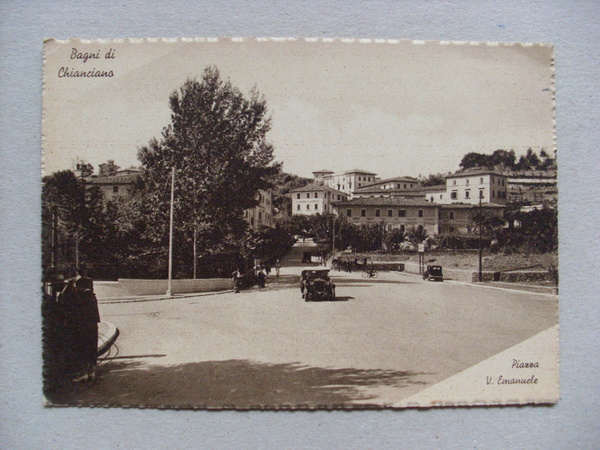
300,268,336,301
423,265,444,282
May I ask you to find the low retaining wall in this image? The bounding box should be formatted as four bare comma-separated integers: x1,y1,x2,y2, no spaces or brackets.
119,278,232,296
403,261,553,283
95,278,232,298
371,262,405,272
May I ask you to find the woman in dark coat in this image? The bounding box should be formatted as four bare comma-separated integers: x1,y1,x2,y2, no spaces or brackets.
61,266,100,382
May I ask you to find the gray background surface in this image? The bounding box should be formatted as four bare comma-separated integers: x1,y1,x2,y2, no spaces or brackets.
1,1,598,448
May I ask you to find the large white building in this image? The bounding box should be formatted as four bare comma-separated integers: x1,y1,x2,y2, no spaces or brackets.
289,184,349,216
423,169,508,205
316,169,379,197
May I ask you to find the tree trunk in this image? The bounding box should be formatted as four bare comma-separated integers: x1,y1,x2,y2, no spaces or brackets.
193,227,197,279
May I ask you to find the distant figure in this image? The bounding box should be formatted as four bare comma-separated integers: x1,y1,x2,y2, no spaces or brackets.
231,269,243,293
257,268,266,290
275,259,281,278
60,265,100,382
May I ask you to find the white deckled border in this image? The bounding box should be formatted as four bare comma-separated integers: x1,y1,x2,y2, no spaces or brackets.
45,36,554,47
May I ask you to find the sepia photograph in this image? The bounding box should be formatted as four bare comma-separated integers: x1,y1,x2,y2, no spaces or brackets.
41,38,558,408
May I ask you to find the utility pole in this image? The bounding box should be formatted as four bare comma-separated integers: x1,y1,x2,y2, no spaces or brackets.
478,194,483,282
332,214,336,262
166,167,175,297
51,206,58,270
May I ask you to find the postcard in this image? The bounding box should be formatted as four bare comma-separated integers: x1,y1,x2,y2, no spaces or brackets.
42,38,558,408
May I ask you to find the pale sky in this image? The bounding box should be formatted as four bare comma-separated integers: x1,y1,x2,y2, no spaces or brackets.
43,39,555,179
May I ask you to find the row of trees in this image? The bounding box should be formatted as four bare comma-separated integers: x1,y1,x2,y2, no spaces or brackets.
284,204,557,260
43,66,293,280
459,148,556,172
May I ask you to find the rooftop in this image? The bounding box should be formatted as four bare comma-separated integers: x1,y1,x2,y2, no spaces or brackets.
335,197,435,207
289,183,347,196
86,173,140,184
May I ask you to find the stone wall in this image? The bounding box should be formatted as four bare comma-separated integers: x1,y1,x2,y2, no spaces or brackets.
95,278,232,299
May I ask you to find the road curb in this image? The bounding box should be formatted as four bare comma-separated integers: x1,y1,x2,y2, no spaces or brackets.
98,289,234,304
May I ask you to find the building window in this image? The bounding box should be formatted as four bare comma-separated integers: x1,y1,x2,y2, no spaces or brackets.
315,192,318,198
375,209,380,217
418,209,424,218
387,209,393,217
492,190,495,198
315,204,318,210
453,180,456,185
451,191,457,199
449,211,455,219
347,209,352,217
297,204,300,210
480,177,484,184
398,209,406,217
306,193,310,198
306,204,310,210
466,179,470,185
400,224,405,232
465,190,470,198
361,209,366,217
337,195,341,200
479,189,484,199
113,186,119,193
404,184,407,188
297,193,300,199
449,226,455,233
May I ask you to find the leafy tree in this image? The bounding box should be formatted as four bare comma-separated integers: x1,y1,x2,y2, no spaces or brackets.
383,228,405,251
468,208,506,236
421,173,446,187
138,66,277,277
42,170,104,272
459,152,490,170
490,149,516,168
406,225,428,245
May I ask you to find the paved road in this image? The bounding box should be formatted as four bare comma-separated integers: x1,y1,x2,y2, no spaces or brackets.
49,242,557,408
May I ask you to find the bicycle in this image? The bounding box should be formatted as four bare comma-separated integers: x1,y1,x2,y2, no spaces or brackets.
362,268,378,278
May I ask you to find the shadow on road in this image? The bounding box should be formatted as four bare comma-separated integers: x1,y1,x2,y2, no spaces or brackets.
333,278,416,285
46,359,432,409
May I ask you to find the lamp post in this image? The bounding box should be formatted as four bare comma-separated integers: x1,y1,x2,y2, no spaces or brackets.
478,195,483,282
332,214,336,262
166,167,175,297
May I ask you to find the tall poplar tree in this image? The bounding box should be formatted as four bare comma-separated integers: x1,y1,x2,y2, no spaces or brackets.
138,66,276,277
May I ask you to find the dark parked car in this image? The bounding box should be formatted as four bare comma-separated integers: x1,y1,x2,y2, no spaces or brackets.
300,268,336,301
423,265,443,282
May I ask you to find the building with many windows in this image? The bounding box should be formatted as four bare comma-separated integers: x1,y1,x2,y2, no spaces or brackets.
244,189,275,232
317,169,379,197
422,169,508,205
353,176,422,198
290,184,349,216
333,197,504,235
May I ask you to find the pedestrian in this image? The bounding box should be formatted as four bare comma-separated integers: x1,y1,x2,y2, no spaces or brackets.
275,259,281,278
60,265,100,382
256,267,266,290
231,268,243,293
